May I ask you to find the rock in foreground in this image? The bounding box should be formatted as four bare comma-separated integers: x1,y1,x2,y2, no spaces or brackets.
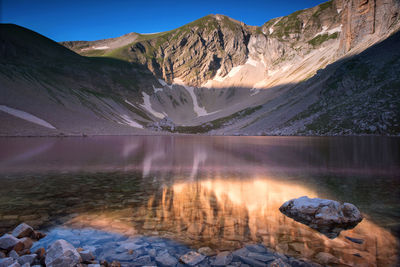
279,196,363,238
45,239,82,267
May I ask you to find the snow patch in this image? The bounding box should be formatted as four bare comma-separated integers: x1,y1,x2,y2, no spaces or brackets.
158,79,173,89
314,25,342,38
173,78,210,117
250,88,260,96
269,28,274,34
0,105,56,129
152,85,163,93
140,92,166,119
93,46,109,50
119,114,143,128
337,8,342,13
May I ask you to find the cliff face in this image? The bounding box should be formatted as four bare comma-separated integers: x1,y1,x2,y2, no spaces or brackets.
70,0,398,89
61,0,400,90
120,15,253,86
338,0,400,54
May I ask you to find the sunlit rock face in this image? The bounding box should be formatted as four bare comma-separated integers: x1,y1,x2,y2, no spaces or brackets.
67,176,398,266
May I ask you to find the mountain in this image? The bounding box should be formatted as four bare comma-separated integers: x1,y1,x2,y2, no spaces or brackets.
1,0,399,136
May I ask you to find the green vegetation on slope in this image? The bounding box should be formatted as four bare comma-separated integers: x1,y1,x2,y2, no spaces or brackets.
308,32,339,47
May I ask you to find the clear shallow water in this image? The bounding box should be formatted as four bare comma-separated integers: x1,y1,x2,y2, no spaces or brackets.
0,136,399,266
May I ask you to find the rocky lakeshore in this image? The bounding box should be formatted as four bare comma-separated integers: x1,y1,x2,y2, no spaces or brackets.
0,223,323,267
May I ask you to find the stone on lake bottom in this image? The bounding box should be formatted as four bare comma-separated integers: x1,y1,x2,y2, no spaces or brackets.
232,247,249,261
132,255,152,265
17,254,37,265
19,237,33,250
12,223,34,239
155,251,178,266
212,251,233,266
268,258,291,267
180,251,206,266
279,196,363,238
79,250,95,262
9,250,19,260
45,239,81,267
239,256,267,267
0,234,21,251
198,246,216,256
245,244,267,254
8,262,21,267
247,252,275,263
0,257,15,267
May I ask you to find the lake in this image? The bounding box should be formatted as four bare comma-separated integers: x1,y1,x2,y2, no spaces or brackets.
0,136,399,266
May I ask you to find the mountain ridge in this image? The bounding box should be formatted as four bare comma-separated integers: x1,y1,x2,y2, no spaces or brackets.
1,0,400,136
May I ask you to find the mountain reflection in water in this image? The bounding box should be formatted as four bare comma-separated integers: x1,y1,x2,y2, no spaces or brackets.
0,136,399,266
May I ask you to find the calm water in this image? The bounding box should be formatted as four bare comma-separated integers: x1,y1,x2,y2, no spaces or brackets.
0,136,399,266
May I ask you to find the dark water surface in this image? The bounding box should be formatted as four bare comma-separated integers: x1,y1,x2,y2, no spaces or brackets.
0,136,399,266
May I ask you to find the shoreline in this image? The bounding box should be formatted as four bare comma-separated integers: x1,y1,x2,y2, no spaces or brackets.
0,223,320,267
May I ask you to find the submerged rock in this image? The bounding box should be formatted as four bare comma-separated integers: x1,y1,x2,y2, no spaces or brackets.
12,223,34,239
279,196,363,238
155,251,178,266
79,250,94,263
0,257,15,267
179,251,206,266
198,246,216,256
45,239,81,267
17,254,36,265
0,234,22,251
212,251,233,266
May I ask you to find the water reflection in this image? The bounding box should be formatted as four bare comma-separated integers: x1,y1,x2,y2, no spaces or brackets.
65,176,398,266
0,136,399,266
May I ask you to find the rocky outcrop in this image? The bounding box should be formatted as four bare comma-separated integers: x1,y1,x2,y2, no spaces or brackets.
338,0,400,54
279,196,363,238
126,15,252,86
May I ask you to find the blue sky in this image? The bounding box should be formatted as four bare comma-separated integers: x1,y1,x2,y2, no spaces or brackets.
1,0,327,42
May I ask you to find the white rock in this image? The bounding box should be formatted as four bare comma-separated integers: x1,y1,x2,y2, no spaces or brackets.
279,196,363,238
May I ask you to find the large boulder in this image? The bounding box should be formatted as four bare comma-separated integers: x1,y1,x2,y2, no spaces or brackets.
45,240,81,267
279,196,363,238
